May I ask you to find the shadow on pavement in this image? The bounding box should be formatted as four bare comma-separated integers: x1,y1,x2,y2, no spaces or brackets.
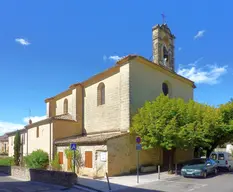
77,175,166,192
0,173,70,192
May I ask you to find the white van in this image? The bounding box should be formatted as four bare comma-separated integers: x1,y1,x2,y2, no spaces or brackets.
210,151,233,171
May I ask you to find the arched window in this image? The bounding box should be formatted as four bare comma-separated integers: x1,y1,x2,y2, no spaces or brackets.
63,99,68,114
97,83,105,106
163,46,169,66
162,82,169,96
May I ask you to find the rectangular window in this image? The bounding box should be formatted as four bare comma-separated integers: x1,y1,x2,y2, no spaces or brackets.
36,127,39,138
59,152,63,164
85,151,93,168
218,153,225,160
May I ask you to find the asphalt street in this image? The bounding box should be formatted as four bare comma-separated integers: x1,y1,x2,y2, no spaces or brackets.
117,171,233,192
0,173,82,192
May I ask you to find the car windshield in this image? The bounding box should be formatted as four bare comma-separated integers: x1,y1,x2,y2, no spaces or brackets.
186,159,206,165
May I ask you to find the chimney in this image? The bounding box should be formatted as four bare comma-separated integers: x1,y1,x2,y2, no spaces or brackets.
29,119,32,125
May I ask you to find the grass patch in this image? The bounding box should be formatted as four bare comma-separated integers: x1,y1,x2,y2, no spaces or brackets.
0,157,13,166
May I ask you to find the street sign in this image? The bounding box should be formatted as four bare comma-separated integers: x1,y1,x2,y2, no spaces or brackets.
136,143,142,151
136,136,141,144
70,143,77,151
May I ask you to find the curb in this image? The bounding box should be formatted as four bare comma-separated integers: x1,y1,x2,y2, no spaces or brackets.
74,184,104,192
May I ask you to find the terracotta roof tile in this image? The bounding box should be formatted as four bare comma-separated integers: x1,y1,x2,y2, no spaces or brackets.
55,132,128,145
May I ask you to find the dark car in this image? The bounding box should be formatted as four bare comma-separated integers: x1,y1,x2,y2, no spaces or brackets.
181,158,218,178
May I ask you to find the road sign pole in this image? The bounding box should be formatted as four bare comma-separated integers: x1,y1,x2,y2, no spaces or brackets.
137,150,139,184
73,150,76,173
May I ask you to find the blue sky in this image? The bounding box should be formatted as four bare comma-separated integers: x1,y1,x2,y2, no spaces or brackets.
0,0,232,135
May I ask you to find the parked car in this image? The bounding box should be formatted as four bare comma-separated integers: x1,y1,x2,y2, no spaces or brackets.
181,158,218,178
210,151,233,171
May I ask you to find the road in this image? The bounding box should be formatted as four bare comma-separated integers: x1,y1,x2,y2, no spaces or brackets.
117,171,233,192
0,173,82,192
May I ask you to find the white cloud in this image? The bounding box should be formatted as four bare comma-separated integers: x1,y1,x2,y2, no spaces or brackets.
108,55,123,61
194,30,206,39
0,115,46,136
103,55,123,62
15,38,30,46
177,59,227,85
0,121,24,136
23,115,46,124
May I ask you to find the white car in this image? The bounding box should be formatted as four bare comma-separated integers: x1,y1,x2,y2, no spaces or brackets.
210,151,233,171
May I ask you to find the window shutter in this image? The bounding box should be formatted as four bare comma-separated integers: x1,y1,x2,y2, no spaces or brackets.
59,152,63,164
85,151,93,168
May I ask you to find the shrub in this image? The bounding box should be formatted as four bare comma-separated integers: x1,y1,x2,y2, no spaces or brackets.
0,157,13,166
65,148,82,172
24,149,49,169
51,153,61,171
14,131,20,165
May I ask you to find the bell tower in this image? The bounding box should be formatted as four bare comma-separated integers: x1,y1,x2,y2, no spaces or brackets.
152,23,175,71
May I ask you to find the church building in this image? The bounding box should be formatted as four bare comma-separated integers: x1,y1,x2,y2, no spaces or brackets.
8,23,195,178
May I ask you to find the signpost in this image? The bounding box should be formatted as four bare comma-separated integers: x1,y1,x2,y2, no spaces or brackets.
136,136,142,184
70,143,77,173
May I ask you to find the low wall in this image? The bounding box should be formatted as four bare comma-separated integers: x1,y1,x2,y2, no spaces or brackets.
0,166,77,188
30,169,77,188
0,166,11,174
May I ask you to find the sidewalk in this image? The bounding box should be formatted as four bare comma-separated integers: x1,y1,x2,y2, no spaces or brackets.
76,172,179,192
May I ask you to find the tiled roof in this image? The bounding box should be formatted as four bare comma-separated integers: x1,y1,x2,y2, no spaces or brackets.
55,132,128,145
53,114,73,121
0,134,8,141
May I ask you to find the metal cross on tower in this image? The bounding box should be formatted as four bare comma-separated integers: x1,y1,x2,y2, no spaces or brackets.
161,13,166,24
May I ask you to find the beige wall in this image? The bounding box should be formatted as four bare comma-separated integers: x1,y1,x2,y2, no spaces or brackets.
27,123,53,158
84,72,121,134
174,148,194,164
57,145,107,178
56,94,73,116
129,60,194,115
8,135,14,157
0,141,8,154
107,134,162,176
53,120,81,140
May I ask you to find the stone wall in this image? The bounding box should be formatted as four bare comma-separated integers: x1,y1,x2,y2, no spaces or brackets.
11,166,30,180
30,169,77,188
0,166,77,188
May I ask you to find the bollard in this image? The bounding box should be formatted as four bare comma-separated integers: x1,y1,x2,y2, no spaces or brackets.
175,163,178,175
158,165,160,180
106,172,112,192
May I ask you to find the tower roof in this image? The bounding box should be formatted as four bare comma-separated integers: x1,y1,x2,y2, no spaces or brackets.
152,24,175,39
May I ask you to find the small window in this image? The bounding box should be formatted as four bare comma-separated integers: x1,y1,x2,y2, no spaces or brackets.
85,151,93,168
63,99,68,114
59,152,63,164
36,127,39,138
211,153,217,160
97,83,105,106
218,153,225,160
162,82,169,96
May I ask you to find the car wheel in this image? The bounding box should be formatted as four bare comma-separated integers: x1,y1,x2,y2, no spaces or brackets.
203,171,207,178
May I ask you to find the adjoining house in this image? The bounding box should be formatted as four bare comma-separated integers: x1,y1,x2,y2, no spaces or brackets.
7,23,195,177
0,134,9,154
7,128,27,157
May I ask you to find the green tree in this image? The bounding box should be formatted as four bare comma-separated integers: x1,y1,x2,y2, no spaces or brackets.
13,131,20,166
130,94,189,171
65,148,82,172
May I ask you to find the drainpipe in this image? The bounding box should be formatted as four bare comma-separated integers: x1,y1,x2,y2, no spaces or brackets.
26,128,28,155
49,122,51,161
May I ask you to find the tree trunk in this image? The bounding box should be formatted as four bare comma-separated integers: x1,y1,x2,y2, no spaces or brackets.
168,148,176,174
206,149,212,158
